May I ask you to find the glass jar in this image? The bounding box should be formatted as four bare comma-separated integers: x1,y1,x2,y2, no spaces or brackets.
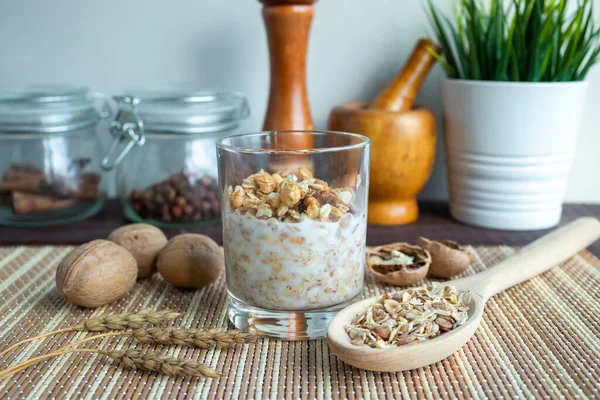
0,85,111,227
217,130,370,340
102,89,250,227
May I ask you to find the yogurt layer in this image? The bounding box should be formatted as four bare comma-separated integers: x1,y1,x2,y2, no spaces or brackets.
223,210,366,311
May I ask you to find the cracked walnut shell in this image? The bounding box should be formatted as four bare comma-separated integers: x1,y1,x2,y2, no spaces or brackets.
367,243,431,286
416,237,471,278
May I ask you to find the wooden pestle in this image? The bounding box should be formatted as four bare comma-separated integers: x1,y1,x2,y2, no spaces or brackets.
327,38,440,225
370,38,441,112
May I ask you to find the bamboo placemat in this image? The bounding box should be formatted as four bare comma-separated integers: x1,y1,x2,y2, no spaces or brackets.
0,245,599,400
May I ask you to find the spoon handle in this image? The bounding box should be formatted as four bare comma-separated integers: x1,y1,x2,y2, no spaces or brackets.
452,217,600,300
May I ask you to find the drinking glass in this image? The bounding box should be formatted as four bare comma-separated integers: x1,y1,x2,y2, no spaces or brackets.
217,130,370,339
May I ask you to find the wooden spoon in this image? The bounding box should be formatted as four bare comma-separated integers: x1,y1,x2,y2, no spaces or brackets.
327,217,600,372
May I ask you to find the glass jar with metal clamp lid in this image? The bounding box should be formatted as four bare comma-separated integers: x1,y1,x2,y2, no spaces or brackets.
0,85,111,227
102,89,250,227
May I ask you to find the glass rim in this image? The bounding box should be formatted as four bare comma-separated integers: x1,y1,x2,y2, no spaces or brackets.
216,130,370,154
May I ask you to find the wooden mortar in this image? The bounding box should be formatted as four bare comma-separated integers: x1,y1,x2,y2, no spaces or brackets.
328,39,439,225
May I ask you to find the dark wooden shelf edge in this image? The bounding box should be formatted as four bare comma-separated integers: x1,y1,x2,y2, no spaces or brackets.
1,200,599,257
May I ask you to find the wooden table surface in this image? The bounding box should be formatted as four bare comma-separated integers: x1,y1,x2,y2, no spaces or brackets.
1,200,599,256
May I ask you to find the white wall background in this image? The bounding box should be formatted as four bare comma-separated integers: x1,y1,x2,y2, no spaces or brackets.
0,0,599,202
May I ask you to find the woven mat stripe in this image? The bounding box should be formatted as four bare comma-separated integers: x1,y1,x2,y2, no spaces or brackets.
0,248,70,362
1,246,600,399
500,248,600,355
0,247,53,291
2,249,71,357
470,249,535,398
478,248,577,398
36,281,153,399
84,280,173,400
493,247,596,397
32,276,162,398
512,276,600,392
0,247,25,273
459,249,519,399
0,247,50,315
552,259,600,330
507,286,597,397
2,247,84,398
0,248,63,331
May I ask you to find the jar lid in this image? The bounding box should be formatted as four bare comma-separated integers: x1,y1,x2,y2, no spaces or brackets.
0,84,111,133
118,89,250,134
101,89,250,170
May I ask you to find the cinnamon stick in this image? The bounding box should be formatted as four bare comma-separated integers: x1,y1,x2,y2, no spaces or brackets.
0,169,100,201
11,192,78,215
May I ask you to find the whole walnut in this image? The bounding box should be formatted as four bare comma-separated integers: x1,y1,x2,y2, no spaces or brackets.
157,234,224,289
107,223,168,278
56,240,138,308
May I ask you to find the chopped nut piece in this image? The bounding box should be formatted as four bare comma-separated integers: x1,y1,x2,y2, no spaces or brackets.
255,172,277,194
435,316,454,332
287,209,300,220
330,206,344,221
372,325,391,340
280,181,303,207
345,284,471,348
271,173,284,185
230,186,245,208
297,167,313,180
227,168,357,223
314,179,329,189
336,203,350,213
276,205,289,217
286,174,298,182
242,176,255,189
242,196,261,209
319,204,332,220
303,195,320,208
313,190,338,206
256,204,273,219
337,191,353,204
306,204,319,219
265,192,280,208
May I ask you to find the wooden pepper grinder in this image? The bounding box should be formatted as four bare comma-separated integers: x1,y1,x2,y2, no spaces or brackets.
260,0,316,149
328,38,441,225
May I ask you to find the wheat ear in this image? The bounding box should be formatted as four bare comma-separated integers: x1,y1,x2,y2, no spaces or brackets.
27,327,256,352
0,327,255,378
0,349,218,380
0,309,181,358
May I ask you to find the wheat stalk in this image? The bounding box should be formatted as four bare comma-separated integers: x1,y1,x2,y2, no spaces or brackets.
132,327,257,348
0,327,256,378
44,327,257,351
0,309,182,358
72,310,183,332
0,348,218,380
102,349,219,378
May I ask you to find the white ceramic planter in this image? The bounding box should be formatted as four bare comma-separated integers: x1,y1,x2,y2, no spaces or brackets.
441,79,588,230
